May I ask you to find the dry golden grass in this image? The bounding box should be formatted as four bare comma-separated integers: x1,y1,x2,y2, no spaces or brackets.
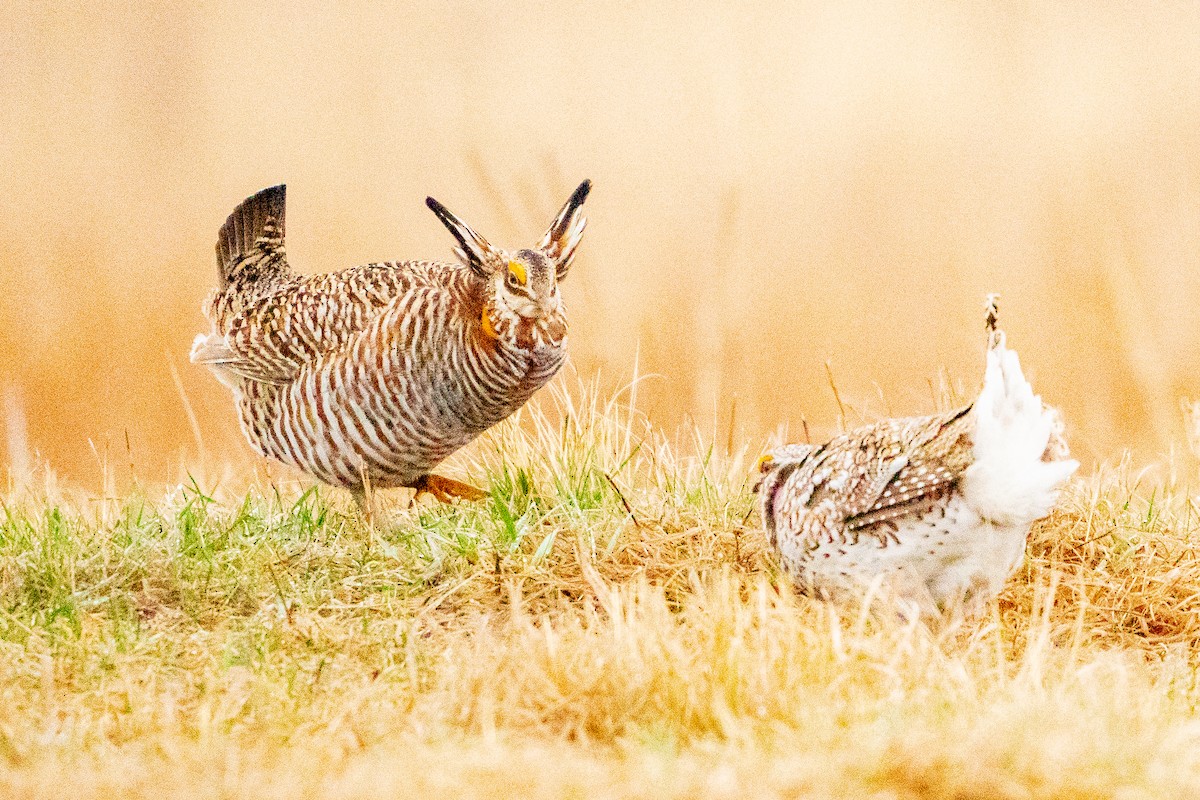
0,380,1199,797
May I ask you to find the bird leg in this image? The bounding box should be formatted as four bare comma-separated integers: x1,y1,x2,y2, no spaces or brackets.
351,464,378,525
412,474,488,504
350,487,376,526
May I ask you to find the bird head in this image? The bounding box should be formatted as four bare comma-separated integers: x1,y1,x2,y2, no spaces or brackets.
752,444,816,493
753,444,817,546
426,180,592,351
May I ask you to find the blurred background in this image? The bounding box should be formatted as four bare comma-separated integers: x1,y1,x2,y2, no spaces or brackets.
2,1,1199,486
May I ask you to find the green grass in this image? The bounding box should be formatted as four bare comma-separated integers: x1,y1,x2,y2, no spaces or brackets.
1,382,1200,798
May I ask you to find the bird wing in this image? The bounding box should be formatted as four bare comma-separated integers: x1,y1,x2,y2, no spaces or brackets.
196,261,469,385
841,406,974,530
760,406,977,569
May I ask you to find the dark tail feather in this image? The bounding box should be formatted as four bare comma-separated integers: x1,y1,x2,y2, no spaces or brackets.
216,185,287,287
984,292,1002,350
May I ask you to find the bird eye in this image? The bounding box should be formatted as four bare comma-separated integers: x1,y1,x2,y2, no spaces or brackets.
506,271,519,289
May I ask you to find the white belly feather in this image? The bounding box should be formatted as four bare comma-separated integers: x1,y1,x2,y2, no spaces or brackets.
793,495,1031,613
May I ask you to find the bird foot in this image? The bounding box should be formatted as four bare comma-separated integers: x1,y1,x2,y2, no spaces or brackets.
413,474,488,504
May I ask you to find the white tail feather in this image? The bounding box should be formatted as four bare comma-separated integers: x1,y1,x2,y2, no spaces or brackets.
189,333,236,365
962,341,1079,526
189,333,246,390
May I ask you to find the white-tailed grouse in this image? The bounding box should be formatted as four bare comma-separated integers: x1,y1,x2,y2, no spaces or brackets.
757,299,1078,616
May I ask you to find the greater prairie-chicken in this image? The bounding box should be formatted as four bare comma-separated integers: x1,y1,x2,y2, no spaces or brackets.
191,180,591,506
756,299,1078,617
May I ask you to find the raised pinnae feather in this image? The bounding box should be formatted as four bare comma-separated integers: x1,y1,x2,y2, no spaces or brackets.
425,195,502,278
538,179,592,279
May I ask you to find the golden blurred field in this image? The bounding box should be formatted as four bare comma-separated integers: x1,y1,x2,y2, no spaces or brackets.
2,2,1200,484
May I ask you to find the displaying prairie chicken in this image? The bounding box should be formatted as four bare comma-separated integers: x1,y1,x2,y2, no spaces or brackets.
191,180,591,507
756,299,1079,617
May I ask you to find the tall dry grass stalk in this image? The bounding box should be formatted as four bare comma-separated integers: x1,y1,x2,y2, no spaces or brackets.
1184,399,1200,463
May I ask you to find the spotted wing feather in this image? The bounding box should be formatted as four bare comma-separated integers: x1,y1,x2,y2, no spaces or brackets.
843,406,974,531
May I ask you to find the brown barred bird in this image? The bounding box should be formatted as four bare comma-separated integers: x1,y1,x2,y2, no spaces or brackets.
756,298,1078,618
190,180,591,509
